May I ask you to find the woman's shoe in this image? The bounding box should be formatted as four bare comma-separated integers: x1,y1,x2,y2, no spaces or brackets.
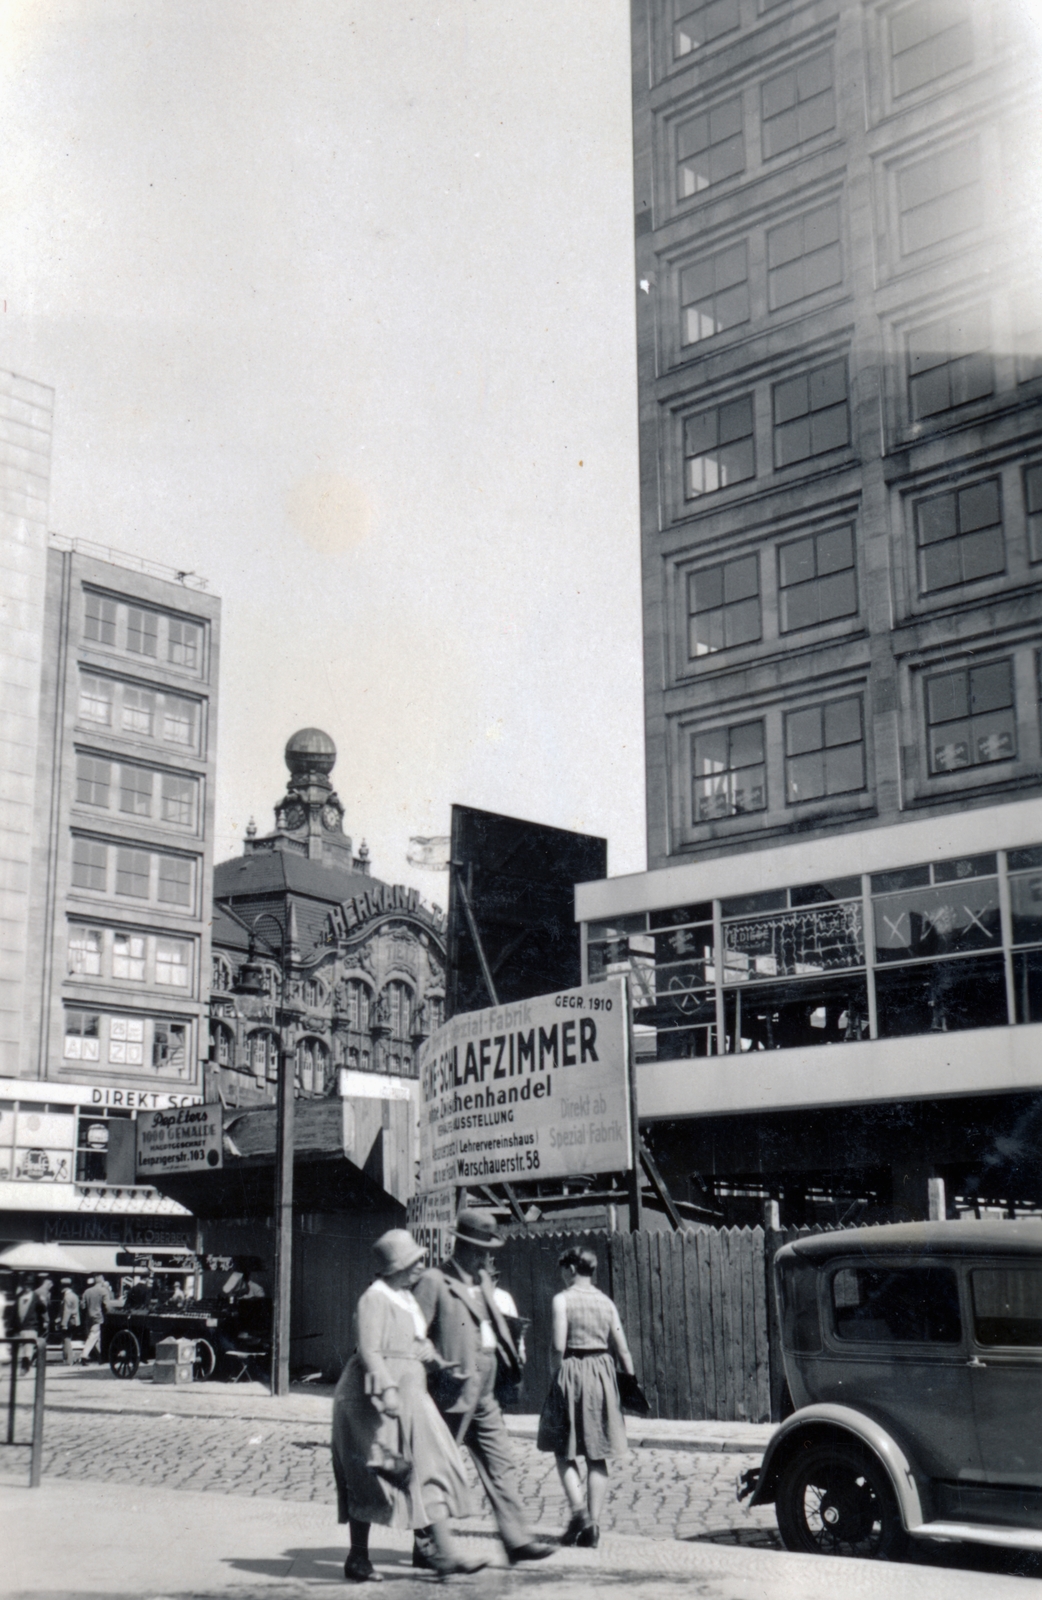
343,1553,383,1582
576,1522,600,1549
561,1511,591,1546
426,1554,488,1582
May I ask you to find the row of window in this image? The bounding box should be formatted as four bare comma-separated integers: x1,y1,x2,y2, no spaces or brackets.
63,1010,190,1076
0,1103,136,1189
71,837,196,910
83,590,206,674
681,200,841,347
211,1025,417,1089
78,672,202,751
692,660,1021,822
75,754,199,830
68,925,192,989
670,0,973,111
684,356,850,496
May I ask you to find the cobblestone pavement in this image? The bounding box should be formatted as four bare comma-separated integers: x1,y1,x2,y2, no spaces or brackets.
16,1404,779,1547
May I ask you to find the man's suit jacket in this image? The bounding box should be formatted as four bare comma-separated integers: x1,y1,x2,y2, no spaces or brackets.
414,1257,521,1415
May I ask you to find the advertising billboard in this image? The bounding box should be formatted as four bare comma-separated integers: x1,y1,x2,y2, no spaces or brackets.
136,1102,223,1178
417,978,630,1192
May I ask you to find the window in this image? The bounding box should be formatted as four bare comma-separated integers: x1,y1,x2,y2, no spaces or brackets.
161,774,196,827
785,696,865,803
687,555,760,655
693,720,766,820
891,0,973,97
158,855,193,907
76,756,111,808
68,927,102,977
152,1022,187,1075
115,849,151,899
110,1015,146,1066
296,1037,329,1094
680,243,749,346
387,981,413,1040
83,593,117,646
113,933,146,981
162,696,197,747
212,953,233,992
427,996,445,1033
121,687,154,736
926,659,1015,773
684,395,755,496
897,139,981,255
673,0,739,56
344,980,370,1031
119,766,153,818
1025,464,1042,563
761,53,835,159
156,939,190,987
168,618,201,669
248,1031,278,1081
832,1265,961,1343
63,1011,100,1061
916,478,1003,592
773,359,849,467
676,97,744,199
972,1269,1042,1348
779,526,857,632
126,607,158,657
72,839,107,892
79,675,113,726
210,1021,233,1068
908,307,992,420
767,202,841,311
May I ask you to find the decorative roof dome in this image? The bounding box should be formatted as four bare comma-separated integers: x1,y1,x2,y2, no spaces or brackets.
285,727,336,781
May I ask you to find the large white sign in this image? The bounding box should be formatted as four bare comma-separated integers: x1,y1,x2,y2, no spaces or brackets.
136,1103,222,1178
417,980,630,1191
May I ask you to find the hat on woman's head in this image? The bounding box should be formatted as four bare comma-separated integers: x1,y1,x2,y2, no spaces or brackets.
372,1229,425,1277
452,1208,504,1250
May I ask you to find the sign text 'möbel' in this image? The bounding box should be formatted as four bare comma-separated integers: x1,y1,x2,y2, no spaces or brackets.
417,979,630,1191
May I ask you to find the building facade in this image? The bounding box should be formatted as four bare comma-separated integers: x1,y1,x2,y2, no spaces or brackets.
208,729,446,1135
574,0,1042,1223
0,537,220,1253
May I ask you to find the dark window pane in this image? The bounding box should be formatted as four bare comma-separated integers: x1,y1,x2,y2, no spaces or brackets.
972,1269,1042,1348
875,953,1008,1035
780,582,819,633
1010,873,1042,947
724,974,869,1051
824,742,865,795
810,403,849,454
834,1266,961,1343
920,540,962,591
787,751,825,801
816,526,853,575
694,728,729,775
731,720,764,766
1013,948,1042,1022
810,359,847,410
918,494,955,544
775,418,811,466
959,528,1005,582
970,660,1013,713
692,564,724,612
779,536,815,588
817,570,858,621
725,596,761,647
824,696,861,747
927,672,968,723
774,374,808,425
724,555,758,602
959,479,1000,532
786,707,822,756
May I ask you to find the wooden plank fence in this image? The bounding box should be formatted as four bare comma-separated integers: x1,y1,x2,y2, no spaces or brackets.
499,1224,773,1424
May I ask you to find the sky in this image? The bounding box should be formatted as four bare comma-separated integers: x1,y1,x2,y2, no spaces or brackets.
0,0,645,897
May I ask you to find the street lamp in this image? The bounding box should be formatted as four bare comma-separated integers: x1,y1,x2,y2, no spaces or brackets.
232,912,296,1397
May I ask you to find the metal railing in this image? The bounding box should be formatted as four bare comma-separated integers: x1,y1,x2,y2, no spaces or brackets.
2,1338,47,1486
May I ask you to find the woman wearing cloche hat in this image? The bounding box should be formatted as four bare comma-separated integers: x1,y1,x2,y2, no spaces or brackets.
331,1229,485,1582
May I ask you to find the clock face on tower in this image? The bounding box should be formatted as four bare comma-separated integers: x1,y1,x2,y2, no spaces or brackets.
282,802,305,830
321,804,340,831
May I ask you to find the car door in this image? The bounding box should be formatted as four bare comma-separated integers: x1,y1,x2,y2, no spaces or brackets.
968,1262,1042,1488
819,1257,980,1482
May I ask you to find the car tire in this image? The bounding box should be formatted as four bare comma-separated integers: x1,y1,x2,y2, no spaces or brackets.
108,1330,141,1380
193,1337,216,1382
775,1439,909,1561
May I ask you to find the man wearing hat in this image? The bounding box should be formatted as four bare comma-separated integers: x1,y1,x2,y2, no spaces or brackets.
413,1208,553,1567
59,1278,81,1364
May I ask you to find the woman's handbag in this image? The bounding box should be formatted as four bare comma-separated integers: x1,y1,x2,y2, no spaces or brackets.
616,1370,651,1416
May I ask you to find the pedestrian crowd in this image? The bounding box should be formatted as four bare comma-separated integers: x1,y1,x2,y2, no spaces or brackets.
1,1270,192,1370
332,1208,641,1583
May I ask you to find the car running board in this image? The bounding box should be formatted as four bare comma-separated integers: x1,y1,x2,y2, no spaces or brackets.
911,1521,1042,1552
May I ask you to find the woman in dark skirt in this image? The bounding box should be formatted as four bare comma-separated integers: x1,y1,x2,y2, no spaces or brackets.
536,1246,635,1548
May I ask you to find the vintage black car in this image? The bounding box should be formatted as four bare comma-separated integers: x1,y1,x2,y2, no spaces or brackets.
740,1220,1042,1559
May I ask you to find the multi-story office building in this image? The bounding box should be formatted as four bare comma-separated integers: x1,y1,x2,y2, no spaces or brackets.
0,537,220,1254
575,0,1042,1222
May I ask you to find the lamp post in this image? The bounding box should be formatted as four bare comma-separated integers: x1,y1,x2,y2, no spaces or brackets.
232,912,296,1397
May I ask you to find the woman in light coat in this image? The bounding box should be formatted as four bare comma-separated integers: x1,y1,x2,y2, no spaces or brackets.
332,1230,484,1582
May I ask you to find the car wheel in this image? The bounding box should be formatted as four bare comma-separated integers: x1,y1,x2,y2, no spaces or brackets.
775,1440,908,1561
193,1337,216,1382
108,1330,140,1380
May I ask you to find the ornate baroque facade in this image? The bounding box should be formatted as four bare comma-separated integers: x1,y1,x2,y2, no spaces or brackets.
207,730,445,1107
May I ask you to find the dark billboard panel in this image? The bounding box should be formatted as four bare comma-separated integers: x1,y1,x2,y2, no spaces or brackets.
446,805,607,1017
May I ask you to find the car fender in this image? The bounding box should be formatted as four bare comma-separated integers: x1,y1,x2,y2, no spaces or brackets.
746,1404,925,1532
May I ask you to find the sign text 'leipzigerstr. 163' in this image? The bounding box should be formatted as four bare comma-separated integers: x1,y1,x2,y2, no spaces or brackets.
136,1103,223,1178
417,979,630,1191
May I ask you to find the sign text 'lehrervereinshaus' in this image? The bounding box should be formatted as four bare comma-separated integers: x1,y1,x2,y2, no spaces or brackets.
416,980,630,1191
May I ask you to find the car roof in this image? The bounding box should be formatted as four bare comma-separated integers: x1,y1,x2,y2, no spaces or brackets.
779,1219,1042,1265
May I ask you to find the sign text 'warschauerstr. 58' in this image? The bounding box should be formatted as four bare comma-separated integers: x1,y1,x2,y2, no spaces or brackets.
417,980,630,1190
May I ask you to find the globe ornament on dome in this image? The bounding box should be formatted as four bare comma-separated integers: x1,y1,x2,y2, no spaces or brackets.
285,727,337,782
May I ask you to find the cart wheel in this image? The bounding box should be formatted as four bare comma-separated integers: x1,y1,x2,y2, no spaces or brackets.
108,1330,140,1380
194,1338,216,1382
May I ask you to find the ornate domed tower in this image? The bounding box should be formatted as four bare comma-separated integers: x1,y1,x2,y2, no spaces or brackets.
244,727,366,871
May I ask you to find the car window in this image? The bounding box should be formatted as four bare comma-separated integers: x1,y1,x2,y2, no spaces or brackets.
832,1265,961,1343
971,1268,1042,1348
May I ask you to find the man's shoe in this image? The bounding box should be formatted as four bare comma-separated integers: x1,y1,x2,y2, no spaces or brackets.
507,1542,555,1564
343,1553,383,1582
576,1523,600,1549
